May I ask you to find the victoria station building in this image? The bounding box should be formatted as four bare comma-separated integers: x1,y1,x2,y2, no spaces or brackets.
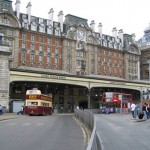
0,0,150,113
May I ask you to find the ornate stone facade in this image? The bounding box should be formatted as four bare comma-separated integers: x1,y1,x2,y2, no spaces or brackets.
137,23,150,80
0,0,140,81
0,42,11,111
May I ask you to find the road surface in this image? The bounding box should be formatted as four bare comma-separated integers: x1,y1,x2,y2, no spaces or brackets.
0,114,87,150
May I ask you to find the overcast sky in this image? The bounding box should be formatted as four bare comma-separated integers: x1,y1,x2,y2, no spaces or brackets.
12,0,150,40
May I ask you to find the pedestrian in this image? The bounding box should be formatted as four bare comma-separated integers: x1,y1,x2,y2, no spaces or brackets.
123,104,126,114
76,106,79,109
136,103,141,117
142,103,147,120
0,104,3,115
130,102,136,119
17,105,24,115
146,104,150,119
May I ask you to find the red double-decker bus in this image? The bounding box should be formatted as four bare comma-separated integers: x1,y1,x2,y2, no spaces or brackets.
100,92,132,113
25,89,52,115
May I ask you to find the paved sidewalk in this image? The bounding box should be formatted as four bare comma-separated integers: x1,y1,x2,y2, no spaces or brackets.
0,113,22,121
95,114,150,150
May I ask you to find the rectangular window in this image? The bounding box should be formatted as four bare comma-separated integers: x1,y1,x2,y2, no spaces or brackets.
109,67,112,73
109,58,112,63
47,57,50,63
40,36,44,42
39,55,43,62
68,41,70,47
55,58,58,64
47,38,51,44
39,45,43,51
47,47,51,53
104,65,106,71
77,60,80,67
30,54,34,61
80,52,84,57
31,43,35,50
31,35,35,41
21,52,26,61
56,40,59,46
104,50,106,55
22,42,26,49
2,18,10,25
55,48,58,54
67,59,71,65
104,57,106,62
22,33,26,40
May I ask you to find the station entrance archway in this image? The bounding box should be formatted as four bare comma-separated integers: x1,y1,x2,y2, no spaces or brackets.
9,81,141,113
9,81,89,113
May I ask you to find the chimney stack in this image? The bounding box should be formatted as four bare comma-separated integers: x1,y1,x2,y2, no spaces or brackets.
26,2,32,24
118,29,123,45
15,0,21,18
58,11,64,32
131,33,136,43
48,8,54,26
98,23,102,37
90,20,95,31
112,27,117,41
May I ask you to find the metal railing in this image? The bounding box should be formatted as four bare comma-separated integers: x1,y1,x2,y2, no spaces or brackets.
75,109,102,150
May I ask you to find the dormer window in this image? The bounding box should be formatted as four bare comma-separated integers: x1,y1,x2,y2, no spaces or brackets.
55,29,59,36
47,26,53,34
109,42,112,48
39,24,45,33
39,18,44,24
22,19,28,29
23,22,28,29
31,22,37,31
114,43,117,49
47,20,51,26
103,41,107,47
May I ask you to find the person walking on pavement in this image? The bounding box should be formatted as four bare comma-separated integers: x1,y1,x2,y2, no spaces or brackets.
142,103,147,120
17,106,24,115
130,102,136,119
146,104,150,119
136,103,141,117
0,104,3,115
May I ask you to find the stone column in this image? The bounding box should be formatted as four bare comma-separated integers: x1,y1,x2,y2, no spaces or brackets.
0,44,11,112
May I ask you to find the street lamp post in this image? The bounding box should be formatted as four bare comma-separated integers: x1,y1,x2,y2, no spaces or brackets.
119,94,123,114
88,82,91,109
88,91,90,108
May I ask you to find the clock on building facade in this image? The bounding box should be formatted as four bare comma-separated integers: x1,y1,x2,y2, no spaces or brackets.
78,29,85,40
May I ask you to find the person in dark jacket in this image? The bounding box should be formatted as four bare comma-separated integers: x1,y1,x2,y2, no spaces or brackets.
142,103,147,120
